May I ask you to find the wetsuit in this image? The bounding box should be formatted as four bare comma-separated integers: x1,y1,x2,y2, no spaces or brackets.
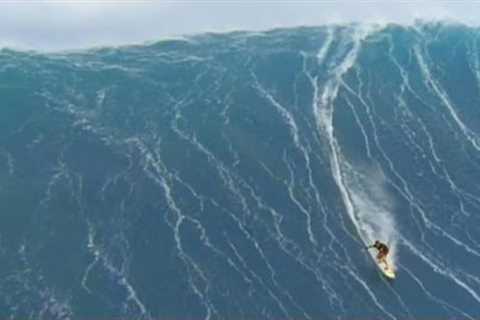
373,242,389,262
374,242,389,255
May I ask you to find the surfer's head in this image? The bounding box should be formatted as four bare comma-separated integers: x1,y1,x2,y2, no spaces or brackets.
374,240,380,245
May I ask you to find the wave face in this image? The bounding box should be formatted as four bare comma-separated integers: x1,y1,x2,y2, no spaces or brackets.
1,22,480,319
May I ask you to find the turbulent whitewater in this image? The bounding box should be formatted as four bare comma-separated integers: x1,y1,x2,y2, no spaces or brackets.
1,22,480,319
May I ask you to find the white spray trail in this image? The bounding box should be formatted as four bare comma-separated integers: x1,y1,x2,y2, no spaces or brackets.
312,25,399,269
344,163,398,266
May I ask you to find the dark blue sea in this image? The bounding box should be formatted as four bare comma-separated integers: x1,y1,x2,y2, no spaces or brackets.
1,22,480,319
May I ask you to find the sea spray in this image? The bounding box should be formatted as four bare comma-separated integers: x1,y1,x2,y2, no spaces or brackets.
345,163,398,268
311,24,398,267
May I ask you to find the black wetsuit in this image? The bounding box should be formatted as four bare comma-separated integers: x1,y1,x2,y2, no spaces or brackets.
374,242,389,255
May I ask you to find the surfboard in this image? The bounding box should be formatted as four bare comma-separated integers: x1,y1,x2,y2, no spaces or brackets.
365,245,396,279
376,260,396,279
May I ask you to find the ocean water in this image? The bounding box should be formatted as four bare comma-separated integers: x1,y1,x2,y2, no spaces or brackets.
1,22,480,319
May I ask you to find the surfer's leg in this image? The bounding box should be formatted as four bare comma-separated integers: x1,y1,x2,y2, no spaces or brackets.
378,253,388,270
381,255,389,270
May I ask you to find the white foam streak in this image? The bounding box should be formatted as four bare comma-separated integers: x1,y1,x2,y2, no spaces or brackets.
169,122,297,317
343,93,372,158
400,263,474,319
342,266,397,320
414,45,480,151
316,28,334,66
0,149,15,176
468,38,480,95
82,220,149,316
313,26,400,273
249,79,320,246
388,40,480,230
128,137,218,320
402,238,480,305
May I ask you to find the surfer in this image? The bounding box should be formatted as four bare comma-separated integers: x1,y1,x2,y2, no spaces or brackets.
367,240,390,270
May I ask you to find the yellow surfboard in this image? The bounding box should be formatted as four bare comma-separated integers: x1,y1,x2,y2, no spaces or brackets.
365,245,396,279
376,260,396,279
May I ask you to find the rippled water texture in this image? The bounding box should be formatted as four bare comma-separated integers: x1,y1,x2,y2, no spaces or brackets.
1,22,480,319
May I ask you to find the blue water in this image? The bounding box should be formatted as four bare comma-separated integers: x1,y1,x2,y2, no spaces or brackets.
1,22,480,319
